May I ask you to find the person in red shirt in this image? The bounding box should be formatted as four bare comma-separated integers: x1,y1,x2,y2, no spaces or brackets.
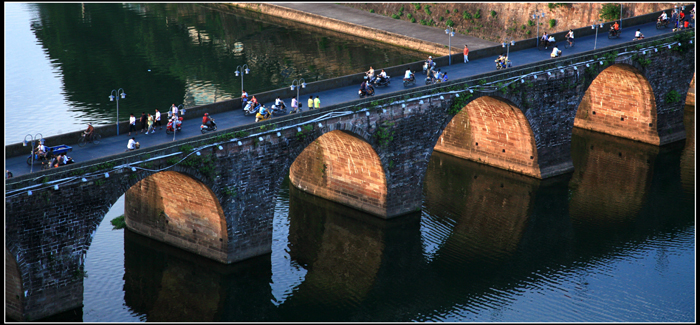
463,44,469,63
202,113,214,128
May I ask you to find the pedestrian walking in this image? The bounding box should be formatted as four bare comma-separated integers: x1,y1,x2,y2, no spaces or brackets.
463,44,469,63
155,109,162,130
314,96,320,109
308,96,314,110
129,113,136,136
146,113,154,134
139,112,147,133
171,104,178,117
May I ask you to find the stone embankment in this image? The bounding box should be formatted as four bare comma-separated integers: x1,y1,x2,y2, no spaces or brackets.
343,3,693,43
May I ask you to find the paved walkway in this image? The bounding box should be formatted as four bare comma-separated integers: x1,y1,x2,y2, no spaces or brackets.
274,3,497,51
5,20,687,179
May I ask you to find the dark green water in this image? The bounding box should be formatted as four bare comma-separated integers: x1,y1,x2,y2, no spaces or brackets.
5,3,427,145
70,108,695,322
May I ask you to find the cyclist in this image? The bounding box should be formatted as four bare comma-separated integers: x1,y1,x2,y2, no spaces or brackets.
83,122,94,142
566,29,574,47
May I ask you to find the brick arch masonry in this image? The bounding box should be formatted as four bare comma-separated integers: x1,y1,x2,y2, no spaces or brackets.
435,95,540,178
289,130,388,217
575,63,660,144
124,171,229,263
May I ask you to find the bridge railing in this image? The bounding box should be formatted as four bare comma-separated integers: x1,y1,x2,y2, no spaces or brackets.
6,31,693,195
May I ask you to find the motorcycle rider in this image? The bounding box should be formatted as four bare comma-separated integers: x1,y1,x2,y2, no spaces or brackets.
404,68,414,82
202,113,215,129
634,29,644,40
366,66,375,83
256,105,271,122
658,11,668,23
241,89,249,107
495,53,507,69
83,122,94,142
360,80,372,96
377,69,388,84
275,96,286,110
35,142,48,159
610,21,620,36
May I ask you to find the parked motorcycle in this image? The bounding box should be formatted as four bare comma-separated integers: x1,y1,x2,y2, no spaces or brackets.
200,119,217,134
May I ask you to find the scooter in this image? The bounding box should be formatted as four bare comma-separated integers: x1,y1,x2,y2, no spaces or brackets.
374,75,391,87
403,73,416,87
255,107,272,122
200,119,217,134
243,101,260,116
425,75,438,85
423,61,437,74
271,101,287,114
165,116,183,135
359,85,375,98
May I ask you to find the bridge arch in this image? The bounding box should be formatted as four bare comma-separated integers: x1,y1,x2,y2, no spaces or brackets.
123,170,229,263
434,95,541,178
288,130,388,217
575,63,660,144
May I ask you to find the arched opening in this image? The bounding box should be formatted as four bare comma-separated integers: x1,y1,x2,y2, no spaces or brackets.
5,250,24,321
434,96,540,178
575,63,659,144
124,171,229,263
289,130,388,217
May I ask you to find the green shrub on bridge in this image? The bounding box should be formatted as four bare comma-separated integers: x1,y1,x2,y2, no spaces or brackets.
599,3,621,22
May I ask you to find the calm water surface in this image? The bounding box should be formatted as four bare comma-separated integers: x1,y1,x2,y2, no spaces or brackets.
75,107,695,322
4,3,427,145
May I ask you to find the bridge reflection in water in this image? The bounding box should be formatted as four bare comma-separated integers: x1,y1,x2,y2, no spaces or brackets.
70,116,694,321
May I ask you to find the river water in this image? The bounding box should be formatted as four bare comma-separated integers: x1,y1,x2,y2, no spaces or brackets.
7,3,695,322
4,3,426,145
65,106,694,322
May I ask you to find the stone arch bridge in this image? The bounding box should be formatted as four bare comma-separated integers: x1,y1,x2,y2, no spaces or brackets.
5,32,694,321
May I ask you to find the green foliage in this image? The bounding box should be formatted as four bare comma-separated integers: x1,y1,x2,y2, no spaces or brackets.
446,9,450,14
453,8,459,13
94,179,105,186
599,3,621,21
389,160,395,169
490,10,497,18
521,24,527,30
411,17,417,23
548,19,557,28
414,3,421,10
369,8,374,13
375,122,395,147
407,13,413,19
167,157,180,165
42,176,49,184
110,215,125,230
420,19,428,25
446,19,454,27
70,169,85,176
448,92,473,115
665,90,680,104
399,6,404,12
478,79,487,85
429,18,435,26
475,9,482,19
392,13,400,19
548,3,569,10
528,19,535,26
526,30,532,35
463,11,472,20
439,16,444,22
179,144,194,154
672,30,695,53
424,7,432,15
223,186,237,197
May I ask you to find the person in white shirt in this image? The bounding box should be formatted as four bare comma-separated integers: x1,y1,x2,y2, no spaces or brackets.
127,137,137,151
275,96,286,110
171,104,178,117
155,109,162,130
378,69,387,83
566,29,574,47
35,143,47,159
547,35,555,45
659,11,668,23
241,89,248,107
129,113,136,136
404,69,414,81
634,29,644,40
551,45,561,58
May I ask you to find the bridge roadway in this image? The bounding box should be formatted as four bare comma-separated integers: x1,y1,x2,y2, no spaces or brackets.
4,21,680,178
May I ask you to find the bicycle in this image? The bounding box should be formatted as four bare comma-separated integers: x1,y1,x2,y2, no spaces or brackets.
78,133,101,147
565,38,574,49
